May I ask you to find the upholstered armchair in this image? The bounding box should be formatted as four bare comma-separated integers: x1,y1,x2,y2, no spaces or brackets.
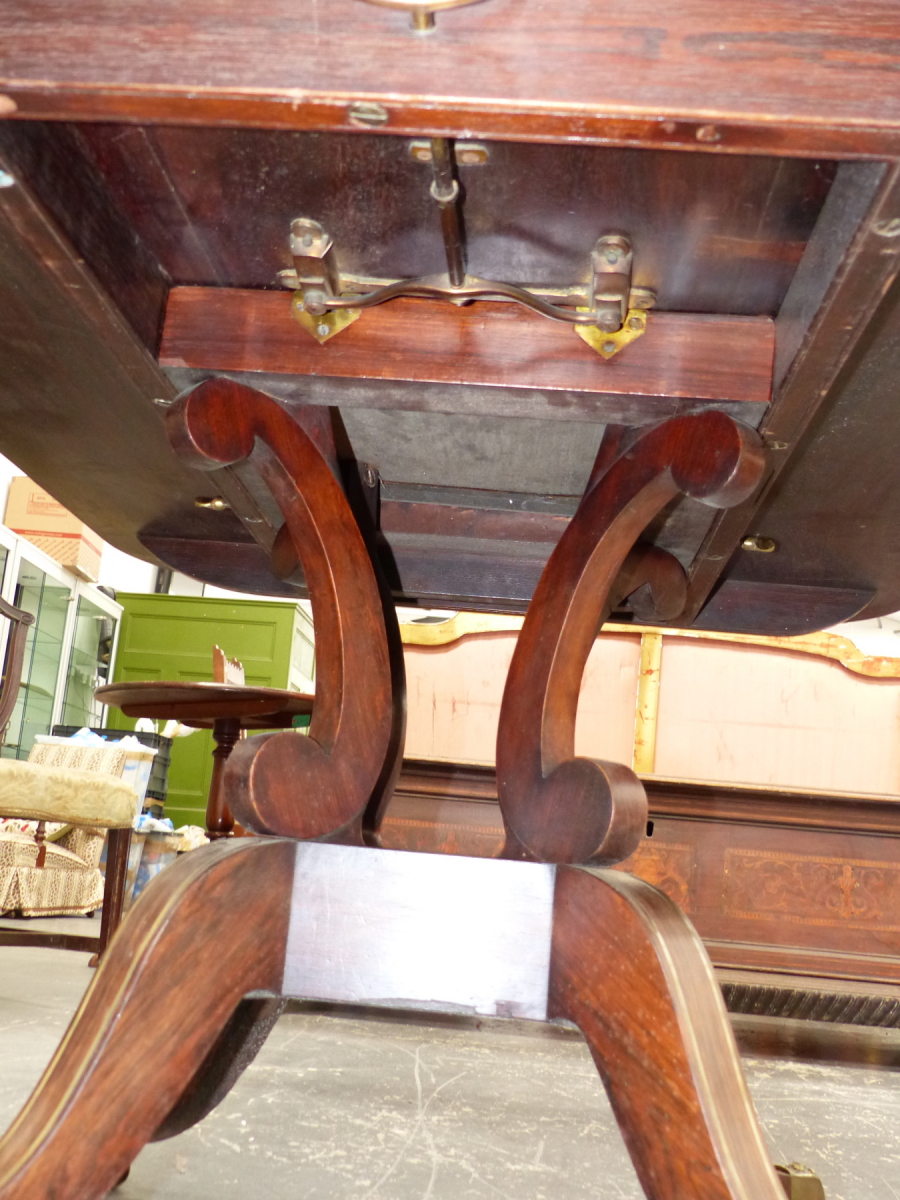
0,740,136,917
0,598,137,960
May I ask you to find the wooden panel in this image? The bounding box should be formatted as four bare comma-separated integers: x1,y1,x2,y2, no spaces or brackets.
403,630,640,766
63,125,832,318
653,640,900,795
693,580,873,635
722,849,900,932
165,366,768,430
5,2,900,157
0,148,196,561
624,839,696,913
0,121,169,352
160,287,775,408
687,163,900,624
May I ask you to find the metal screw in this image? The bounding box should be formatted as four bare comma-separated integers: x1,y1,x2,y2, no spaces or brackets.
301,234,313,247
363,465,377,488
347,101,389,128
604,249,620,264
602,340,617,354
696,124,722,143
411,8,436,31
741,535,777,553
317,323,330,337
627,316,643,331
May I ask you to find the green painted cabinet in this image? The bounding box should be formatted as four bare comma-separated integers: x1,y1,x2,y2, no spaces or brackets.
107,594,315,827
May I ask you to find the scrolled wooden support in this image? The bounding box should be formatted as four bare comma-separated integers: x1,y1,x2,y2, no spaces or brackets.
496,412,765,865
166,378,401,842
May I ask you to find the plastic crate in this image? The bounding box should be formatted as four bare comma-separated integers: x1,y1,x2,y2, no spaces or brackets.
52,725,172,803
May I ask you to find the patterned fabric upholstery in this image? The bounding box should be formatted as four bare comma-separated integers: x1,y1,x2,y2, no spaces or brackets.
0,741,136,917
0,751,135,828
0,832,104,916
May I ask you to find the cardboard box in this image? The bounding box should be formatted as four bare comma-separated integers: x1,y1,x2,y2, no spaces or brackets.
4,477,102,581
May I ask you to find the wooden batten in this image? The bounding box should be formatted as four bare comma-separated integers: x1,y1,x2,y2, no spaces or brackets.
159,287,774,416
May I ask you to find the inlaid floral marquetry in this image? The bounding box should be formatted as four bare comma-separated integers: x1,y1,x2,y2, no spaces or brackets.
724,849,900,931
619,841,696,913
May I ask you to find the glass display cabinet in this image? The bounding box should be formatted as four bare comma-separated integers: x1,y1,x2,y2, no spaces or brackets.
0,527,122,758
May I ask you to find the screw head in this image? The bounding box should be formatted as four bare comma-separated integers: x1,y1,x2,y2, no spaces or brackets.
602,340,617,354
604,249,620,264
301,234,313,247
741,535,777,553
347,101,389,128
627,316,643,331
317,323,330,337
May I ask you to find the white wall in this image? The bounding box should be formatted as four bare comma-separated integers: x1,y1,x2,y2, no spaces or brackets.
98,544,157,593
830,613,900,658
0,452,25,520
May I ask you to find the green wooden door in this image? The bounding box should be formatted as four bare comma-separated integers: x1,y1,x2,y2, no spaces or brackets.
107,595,307,828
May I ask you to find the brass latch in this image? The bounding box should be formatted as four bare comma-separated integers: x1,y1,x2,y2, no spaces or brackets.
279,140,654,357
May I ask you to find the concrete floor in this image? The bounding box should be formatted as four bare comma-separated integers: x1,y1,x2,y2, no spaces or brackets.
1,918,900,1199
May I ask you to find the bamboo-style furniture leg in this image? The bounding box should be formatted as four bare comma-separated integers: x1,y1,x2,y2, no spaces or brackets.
552,867,785,1200
0,839,293,1200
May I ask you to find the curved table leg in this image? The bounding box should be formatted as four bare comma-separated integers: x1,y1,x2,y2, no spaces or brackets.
0,837,293,1200
151,996,286,1141
551,867,786,1200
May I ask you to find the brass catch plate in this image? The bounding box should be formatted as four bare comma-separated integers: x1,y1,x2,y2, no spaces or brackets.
575,308,648,359
291,293,361,344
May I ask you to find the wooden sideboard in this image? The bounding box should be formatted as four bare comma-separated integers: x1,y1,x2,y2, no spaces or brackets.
384,759,900,1020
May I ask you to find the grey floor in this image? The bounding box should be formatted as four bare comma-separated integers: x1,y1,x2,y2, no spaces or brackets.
1,918,900,1199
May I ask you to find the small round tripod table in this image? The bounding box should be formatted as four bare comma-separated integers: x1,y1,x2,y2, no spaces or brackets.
95,682,314,838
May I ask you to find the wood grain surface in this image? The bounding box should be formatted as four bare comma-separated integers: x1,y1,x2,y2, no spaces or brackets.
550,866,785,1200
166,378,404,842
495,412,764,865
160,288,775,408
685,163,900,624
95,680,314,729
0,838,294,1200
4,2,900,157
